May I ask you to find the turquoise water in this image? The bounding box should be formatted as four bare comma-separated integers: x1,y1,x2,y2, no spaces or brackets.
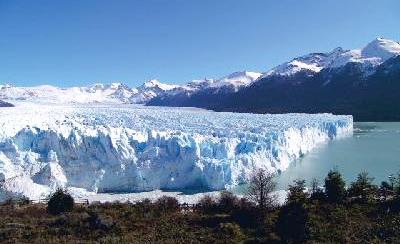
275,122,400,190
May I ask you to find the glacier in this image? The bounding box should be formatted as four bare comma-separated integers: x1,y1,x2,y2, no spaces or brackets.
0,104,352,201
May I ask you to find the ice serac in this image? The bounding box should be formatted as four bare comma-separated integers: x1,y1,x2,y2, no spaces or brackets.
0,104,353,201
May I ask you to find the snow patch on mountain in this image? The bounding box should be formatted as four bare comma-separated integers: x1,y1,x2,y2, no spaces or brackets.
0,104,352,201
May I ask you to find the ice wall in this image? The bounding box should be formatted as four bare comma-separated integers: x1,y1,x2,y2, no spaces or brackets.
0,104,353,200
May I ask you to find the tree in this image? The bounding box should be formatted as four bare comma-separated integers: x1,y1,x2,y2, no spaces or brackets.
287,179,308,203
196,195,217,214
310,178,319,195
218,191,239,213
394,172,400,197
47,188,74,215
310,178,326,201
380,181,393,200
324,169,346,203
348,172,377,203
247,168,276,211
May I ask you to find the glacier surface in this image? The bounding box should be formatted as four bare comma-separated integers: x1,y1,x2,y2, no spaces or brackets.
0,104,352,201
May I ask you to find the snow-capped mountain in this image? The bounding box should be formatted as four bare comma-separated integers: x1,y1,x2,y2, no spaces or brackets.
361,37,400,61
147,71,262,106
144,71,261,99
150,38,400,121
207,71,262,91
0,70,262,105
129,79,179,104
263,38,400,77
264,47,346,77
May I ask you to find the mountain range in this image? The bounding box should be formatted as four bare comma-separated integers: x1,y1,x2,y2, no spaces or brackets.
149,37,400,121
1,37,399,121
0,71,262,105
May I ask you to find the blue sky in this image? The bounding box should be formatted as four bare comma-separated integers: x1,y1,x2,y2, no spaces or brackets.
0,0,398,87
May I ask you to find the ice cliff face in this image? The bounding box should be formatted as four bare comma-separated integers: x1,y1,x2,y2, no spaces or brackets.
0,104,352,201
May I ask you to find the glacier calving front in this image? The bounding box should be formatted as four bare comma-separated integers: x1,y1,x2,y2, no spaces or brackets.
0,104,352,200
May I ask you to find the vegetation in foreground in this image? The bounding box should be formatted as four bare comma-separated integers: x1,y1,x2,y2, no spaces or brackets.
1,169,400,243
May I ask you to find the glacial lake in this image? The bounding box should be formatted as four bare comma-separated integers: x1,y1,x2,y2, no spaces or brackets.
275,122,400,190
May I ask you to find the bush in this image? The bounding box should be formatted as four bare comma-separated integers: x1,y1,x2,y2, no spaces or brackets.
348,172,378,203
154,196,179,214
218,222,245,242
217,191,239,213
196,195,217,214
19,196,31,205
47,188,74,215
276,202,308,243
231,198,258,227
380,181,393,200
87,210,115,230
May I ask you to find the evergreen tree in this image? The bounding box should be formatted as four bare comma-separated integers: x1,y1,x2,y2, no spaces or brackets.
348,172,377,203
324,169,346,203
287,179,308,203
47,188,74,215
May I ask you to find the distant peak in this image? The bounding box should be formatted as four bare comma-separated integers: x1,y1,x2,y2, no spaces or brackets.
330,47,345,54
89,82,129,90
143,79,161,87
0,84,12,89
109,82,123,89
223,71,262,80
142,79,178,91
361,37,400,60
